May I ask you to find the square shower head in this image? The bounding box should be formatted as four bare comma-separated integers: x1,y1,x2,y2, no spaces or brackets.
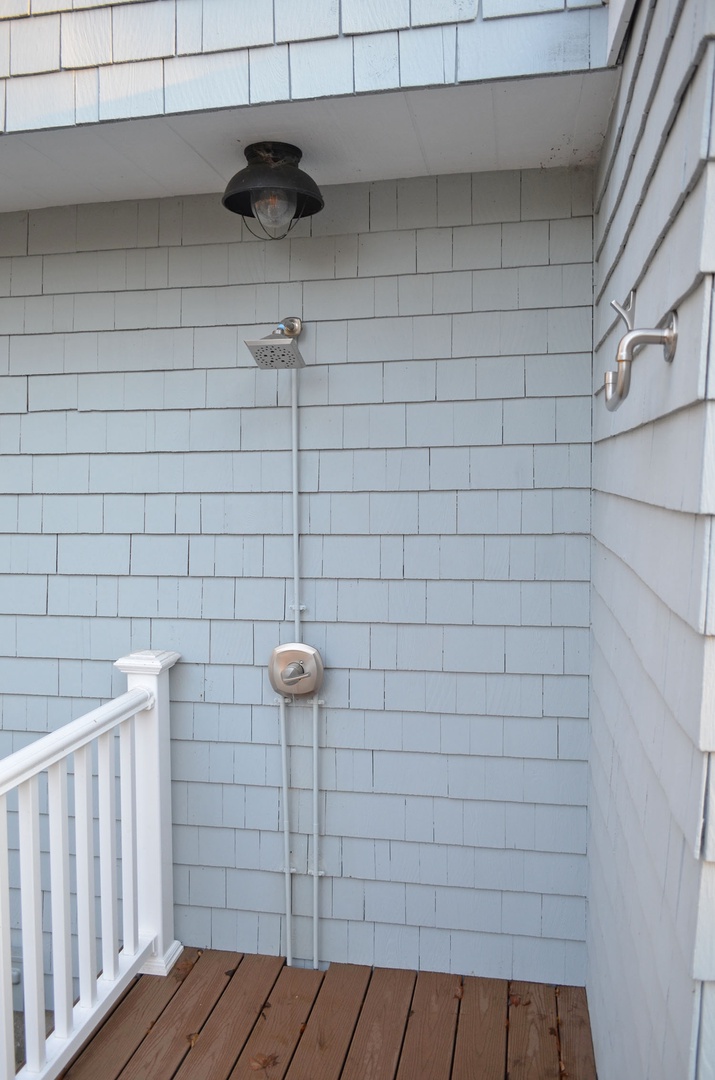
244,332,305,369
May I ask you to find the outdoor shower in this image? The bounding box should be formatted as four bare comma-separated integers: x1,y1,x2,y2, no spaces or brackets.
245,319,324,970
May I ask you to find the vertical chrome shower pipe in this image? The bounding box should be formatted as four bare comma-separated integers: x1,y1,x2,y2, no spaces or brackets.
279,369,300,967
312,696,320,969
278,696,292,967
291,369,301,641
279,366,322,969
293,367,322,968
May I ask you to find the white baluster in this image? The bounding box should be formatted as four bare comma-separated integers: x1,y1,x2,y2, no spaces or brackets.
48,760,73,1039
74,744,97,1008
119,718,138,956
98,732,118,982
19,775,46,1072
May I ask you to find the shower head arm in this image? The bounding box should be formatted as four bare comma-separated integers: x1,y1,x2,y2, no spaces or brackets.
276,317,302,338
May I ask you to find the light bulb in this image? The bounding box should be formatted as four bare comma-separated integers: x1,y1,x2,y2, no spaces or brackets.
250,187,298,232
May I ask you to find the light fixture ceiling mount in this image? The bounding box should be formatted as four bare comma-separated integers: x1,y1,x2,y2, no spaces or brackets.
222,141,324,240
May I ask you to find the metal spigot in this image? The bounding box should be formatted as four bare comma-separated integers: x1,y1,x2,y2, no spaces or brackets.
604,294,677,411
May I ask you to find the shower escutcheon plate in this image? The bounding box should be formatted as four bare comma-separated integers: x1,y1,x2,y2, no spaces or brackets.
269,643,324,696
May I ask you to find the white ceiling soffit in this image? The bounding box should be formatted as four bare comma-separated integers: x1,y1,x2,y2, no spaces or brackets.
0,69,618,213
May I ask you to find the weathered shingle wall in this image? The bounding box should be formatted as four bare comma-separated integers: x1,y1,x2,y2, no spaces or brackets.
0,0,606,131
588,0,715,1075
0,166,593,980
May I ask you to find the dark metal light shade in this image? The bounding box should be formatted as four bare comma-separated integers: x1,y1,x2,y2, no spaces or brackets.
222,142,324,223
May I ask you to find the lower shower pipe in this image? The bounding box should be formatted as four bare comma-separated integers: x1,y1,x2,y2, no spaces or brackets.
278,694,322,970
278,696,293,967
312,696,320,970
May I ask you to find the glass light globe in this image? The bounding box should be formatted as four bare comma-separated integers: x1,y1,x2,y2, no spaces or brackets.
251,187,298,232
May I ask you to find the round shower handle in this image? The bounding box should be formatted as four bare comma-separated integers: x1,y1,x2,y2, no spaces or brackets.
269,642,324,696
282,661,308,685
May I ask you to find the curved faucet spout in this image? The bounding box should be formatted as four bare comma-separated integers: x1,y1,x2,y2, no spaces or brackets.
604,363,631,411
603,311,677,411
616,324,676,364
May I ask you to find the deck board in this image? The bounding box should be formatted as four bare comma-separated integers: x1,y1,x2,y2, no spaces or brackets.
507,982,560,1080
118,950,241,1080
60,951,597,1080
62,948,202,1080
285,963,371,1080
557,985,598,1080
228,964,324,1080
396,970,460,1080
340,967,416,1080
452,976,507,1080
173,953,284,1080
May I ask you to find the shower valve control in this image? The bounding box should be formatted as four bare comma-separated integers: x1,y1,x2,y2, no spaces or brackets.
269,643,324,696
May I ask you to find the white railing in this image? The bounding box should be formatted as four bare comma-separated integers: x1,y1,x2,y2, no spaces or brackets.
0,650,181,1080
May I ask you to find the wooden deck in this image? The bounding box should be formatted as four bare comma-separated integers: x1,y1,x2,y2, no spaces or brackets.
58,948,597,1080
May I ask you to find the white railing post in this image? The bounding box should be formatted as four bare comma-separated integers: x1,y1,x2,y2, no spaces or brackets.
114,650,182,976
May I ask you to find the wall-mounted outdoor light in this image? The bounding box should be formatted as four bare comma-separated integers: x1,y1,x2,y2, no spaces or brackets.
221,142,324,240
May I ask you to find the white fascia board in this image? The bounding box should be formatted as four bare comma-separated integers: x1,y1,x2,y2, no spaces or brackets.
607,0,639,65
